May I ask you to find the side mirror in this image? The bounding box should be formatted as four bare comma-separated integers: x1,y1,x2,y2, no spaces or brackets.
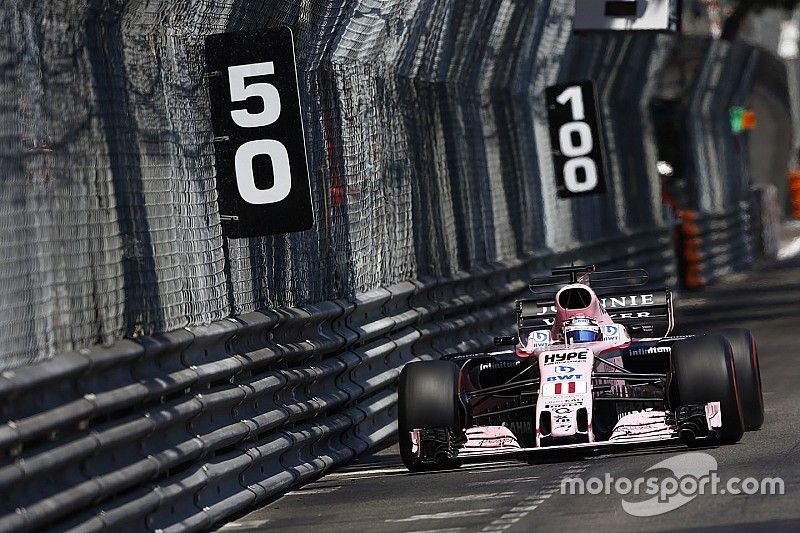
494,335,517,347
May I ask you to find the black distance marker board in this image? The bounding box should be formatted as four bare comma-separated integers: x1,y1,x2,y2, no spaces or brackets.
545,80,607,198
206,27,314,238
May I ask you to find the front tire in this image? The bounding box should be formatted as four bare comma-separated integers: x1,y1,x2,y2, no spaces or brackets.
716,328,764,431
671,335,744,444
398,360,462,471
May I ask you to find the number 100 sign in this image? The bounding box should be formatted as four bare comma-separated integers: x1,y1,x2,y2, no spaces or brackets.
545,81,607,198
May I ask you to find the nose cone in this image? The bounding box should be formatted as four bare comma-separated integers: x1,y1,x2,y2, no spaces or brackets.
536,346,595,444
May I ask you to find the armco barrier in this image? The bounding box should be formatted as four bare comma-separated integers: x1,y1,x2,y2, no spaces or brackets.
0,234,676,532
679,203,756,289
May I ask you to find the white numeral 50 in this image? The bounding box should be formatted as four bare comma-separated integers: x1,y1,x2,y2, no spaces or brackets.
228,62,292,204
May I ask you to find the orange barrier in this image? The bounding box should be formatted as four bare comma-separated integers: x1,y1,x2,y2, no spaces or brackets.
677,208,752,289
679,209,705,289
789,171,800,219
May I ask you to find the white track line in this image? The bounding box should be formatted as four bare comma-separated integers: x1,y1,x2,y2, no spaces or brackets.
470,475,540,486
418,492,518,505
285,486,341,495
406,529,465,533
219,520,269,529
326,461,520,480
385,509,494,523
480,466,587,532
325,466,408,477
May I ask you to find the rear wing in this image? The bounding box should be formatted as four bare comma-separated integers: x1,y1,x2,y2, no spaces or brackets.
516,288,674,339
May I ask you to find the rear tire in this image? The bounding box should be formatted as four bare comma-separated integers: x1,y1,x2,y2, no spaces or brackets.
671,335,744,444
716,328,764,431
398,360,462,471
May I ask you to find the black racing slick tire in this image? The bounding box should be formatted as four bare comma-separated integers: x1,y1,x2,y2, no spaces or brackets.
671,334,745,444
398,360,461,472
716,328,764,431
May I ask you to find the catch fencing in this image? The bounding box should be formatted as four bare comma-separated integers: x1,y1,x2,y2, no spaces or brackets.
683,38,760,214
0,1,678,370
674,38,777,287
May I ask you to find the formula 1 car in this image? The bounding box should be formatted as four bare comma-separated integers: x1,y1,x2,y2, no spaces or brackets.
398,265,764,471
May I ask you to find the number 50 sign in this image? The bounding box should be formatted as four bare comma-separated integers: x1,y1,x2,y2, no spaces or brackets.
206,28,314,238
545,81,607,198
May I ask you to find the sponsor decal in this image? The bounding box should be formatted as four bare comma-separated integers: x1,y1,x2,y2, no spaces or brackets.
553,411,572,430
550,405,573,430
507,421,535,436
543,350,589,364
479,361,521,370
526,329,552,349
537,315,647,327
543,381,588,396
532,330,550,342
556,365,576,373
599,294,655,309
545,398,585,408
627,346,671,356
555,417,572,428
609,311,652,320
603,325,620,341
447,354,475,361
546,374,583,382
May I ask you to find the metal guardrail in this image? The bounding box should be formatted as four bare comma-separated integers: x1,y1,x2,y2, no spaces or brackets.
0,232,676,532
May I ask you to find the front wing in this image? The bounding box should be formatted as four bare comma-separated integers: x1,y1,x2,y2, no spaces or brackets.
454,405,721,459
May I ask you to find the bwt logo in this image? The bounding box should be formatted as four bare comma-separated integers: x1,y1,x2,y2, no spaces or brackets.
547,374,583,382
544,351,589,364
532,331,550,343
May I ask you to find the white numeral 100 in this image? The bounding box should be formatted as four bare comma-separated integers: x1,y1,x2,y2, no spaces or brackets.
228,62,292,204
556,86,598,193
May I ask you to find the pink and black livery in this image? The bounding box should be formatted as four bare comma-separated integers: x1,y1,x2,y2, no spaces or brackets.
398,265,764,471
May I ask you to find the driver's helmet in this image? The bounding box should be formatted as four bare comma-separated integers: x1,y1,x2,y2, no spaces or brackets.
563,316,602,344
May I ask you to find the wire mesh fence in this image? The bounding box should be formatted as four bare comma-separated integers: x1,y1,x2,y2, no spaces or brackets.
0,1,770,370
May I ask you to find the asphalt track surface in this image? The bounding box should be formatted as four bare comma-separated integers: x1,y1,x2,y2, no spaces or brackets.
218,254,800,533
